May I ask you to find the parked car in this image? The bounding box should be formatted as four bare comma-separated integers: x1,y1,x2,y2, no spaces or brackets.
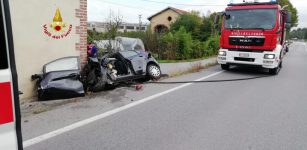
32,57,85,101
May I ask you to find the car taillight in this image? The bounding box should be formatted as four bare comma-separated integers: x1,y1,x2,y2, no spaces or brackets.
0,82,14,125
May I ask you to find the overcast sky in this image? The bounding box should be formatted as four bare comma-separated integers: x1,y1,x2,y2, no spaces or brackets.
88,0,307,28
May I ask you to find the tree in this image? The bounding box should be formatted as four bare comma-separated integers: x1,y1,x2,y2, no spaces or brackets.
290,28,307,39
105,10,122,39
160,32,177,59
174,27,193,60
170,13,202,39
87,30,94,44
105,10,123,53
279,0,298,28
199,16,212,41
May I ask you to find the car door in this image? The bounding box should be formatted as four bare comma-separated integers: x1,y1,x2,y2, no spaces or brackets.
120,50,145,74
0,0,23,149
39,57,84,101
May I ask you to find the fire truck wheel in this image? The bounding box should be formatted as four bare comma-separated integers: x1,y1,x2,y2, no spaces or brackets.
269,62,282,75
221,64,230,70
269,68,277,75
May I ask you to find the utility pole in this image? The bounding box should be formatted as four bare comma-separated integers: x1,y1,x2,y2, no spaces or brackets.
139,14,142,32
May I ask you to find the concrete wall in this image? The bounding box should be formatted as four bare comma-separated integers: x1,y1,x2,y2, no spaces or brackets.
160,57,217,76
150,9,180,32
9,0,87,101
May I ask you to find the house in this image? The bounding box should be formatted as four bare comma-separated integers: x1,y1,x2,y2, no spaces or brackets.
9,0,87,101
148,7,189,33
87,22,148,32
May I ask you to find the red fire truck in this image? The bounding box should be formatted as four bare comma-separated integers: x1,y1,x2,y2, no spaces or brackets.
0,0,23,149
216,0,292,75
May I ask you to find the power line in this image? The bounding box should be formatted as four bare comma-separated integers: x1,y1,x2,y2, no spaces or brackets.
100,0,159,12
140,0,226,7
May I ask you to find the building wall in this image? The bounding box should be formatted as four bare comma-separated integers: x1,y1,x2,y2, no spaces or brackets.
87,22,147,33
150,9,180,32
118,23,148,32
76,0,88,67
9,0,87,101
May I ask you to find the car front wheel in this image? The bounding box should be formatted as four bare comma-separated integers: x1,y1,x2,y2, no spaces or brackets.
147,64,161,80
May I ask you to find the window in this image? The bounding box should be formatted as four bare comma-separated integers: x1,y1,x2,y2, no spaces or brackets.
126,26,135,30
134,45,143,51
0,8,8,69
44,57,79,73
168,16,172,22
141,27,146,30
119,26,124,29
119,50,138,58
225,9,277,30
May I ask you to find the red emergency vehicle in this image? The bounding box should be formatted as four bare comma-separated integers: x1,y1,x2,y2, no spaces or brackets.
217,0,292,74
0,0,23,149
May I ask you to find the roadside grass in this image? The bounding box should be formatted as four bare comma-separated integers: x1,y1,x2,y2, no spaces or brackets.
170,61,218,77
158,56,217,63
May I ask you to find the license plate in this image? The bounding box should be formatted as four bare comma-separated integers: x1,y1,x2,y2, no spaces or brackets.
239,53,249,58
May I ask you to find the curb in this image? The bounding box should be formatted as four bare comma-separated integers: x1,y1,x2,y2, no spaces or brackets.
159,57,217,76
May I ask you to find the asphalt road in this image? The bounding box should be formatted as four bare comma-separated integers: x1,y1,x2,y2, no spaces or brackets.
25,42,307,150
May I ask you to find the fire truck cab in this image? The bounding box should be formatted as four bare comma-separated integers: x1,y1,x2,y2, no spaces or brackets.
217,0,292,75
0,0,23,149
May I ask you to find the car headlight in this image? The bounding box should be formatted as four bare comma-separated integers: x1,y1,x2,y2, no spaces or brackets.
219,51,226,56
264,54,275,59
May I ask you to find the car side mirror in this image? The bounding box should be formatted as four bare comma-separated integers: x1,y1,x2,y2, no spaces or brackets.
285,23,291,30
148,53,152,59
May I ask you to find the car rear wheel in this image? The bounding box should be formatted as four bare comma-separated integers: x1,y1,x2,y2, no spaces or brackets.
147,64,161,80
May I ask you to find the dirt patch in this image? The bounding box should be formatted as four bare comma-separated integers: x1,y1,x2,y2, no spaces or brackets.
20,97,84,118
170,61,217,77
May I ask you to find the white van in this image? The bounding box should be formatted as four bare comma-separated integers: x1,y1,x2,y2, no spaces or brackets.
0,0,23,149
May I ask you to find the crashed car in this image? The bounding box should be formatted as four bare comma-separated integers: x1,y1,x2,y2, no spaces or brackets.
32,57,85,101
83,39,161,92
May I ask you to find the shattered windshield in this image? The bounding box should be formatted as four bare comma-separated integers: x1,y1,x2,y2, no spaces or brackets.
44,57,79,73
119,50,138,58
224,9,277,30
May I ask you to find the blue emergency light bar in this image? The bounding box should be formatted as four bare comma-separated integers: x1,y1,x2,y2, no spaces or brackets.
228,0,278,6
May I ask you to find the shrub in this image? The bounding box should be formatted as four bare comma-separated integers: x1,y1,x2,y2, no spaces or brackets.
204,35,220,56
174,27,193,60
160,32,177,60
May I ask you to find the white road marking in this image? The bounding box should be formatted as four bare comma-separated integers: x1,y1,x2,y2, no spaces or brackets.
23,70,225,148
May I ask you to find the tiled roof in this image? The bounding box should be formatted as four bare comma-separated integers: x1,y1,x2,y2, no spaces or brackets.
148,7,189,21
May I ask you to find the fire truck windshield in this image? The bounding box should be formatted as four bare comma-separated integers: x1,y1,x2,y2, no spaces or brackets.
224,9,277,30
